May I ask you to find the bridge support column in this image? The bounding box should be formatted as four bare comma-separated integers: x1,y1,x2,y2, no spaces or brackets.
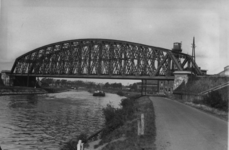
145,80,147,95
141,80,147,96
141,80,143,95
173,71,193,91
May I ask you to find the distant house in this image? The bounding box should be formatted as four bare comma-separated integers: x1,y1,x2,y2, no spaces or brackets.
122,86,130,91
158,80,174,94
78,87,86,90
49,83,56,87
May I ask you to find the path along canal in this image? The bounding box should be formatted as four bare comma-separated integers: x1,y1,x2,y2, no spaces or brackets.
0,90,124,150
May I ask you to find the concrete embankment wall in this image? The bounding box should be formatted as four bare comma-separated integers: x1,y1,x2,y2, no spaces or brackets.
0,77,4,86
0,86,47,95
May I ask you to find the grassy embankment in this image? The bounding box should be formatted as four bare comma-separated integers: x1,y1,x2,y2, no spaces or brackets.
61,95,156,150
0,86,47,95
174,76,228,99
173,76,228,120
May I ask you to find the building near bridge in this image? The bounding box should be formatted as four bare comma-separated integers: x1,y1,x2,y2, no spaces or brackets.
217,66,229,77
137,80,174,94
158,80,174,94
1,70,13,86
137,80,158,94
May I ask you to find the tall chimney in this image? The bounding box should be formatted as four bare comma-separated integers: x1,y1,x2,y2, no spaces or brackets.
192,37,196,63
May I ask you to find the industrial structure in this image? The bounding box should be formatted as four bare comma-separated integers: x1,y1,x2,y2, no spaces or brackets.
217,66,229,77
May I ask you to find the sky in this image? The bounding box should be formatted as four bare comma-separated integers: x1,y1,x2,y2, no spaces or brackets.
0,0,228,85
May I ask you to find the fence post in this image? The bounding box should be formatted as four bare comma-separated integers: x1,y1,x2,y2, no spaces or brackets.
77,140,82,150
141,113,144,135
137,118,141,135
137,113,145,136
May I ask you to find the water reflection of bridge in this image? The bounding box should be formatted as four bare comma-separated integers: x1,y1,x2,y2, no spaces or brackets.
10,39,204,94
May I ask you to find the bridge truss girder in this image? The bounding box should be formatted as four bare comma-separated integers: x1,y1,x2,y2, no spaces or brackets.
11,39,202,78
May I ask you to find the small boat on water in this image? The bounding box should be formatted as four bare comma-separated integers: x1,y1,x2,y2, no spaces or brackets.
93,90,105,96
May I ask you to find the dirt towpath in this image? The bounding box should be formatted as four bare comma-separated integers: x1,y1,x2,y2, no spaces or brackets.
150,97,228,150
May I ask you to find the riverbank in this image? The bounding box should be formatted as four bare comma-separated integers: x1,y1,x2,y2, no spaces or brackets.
103,89,141,97
0,86,73,96
0,86,47,95
84,96,156,150
42,87,70,93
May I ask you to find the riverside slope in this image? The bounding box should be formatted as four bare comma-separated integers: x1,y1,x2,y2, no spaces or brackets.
150,97,228,150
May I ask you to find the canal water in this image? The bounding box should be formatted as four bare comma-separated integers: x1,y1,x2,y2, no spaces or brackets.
0,90,124,150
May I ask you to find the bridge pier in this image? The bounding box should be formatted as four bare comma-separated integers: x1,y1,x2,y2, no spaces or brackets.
173,71,193,91
141,80,147,96
13,76,37,87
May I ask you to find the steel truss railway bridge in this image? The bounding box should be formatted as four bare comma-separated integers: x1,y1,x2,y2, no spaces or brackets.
10,39,203,92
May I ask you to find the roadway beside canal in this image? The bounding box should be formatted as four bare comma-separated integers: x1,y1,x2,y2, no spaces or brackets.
150,96,228,150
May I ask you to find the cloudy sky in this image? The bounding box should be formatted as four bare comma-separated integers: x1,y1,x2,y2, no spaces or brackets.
0,0,228,84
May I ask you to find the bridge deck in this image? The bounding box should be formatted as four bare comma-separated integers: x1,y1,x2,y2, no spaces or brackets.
12,74,174,80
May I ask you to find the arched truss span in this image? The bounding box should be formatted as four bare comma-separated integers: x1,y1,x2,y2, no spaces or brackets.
11,39,202,79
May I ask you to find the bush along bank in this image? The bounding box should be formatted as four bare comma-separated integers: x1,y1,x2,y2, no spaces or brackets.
193,91,228,112
185,91,228,120
170,90,228,121
116,91,125,96
90,95,156,150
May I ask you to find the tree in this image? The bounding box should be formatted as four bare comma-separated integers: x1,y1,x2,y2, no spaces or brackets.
202,91,228,111
104,82,110,88
40,78,54,87
130,83,138,91
55,79,61,86
61,79,67,86
110,83,122,89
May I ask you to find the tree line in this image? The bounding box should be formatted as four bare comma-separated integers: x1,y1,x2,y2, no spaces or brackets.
39,78,138,91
